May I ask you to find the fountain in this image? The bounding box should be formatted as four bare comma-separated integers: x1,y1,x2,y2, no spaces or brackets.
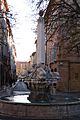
25,10,61,101
11,79,30,95
25,63,60,103
0,10,80,120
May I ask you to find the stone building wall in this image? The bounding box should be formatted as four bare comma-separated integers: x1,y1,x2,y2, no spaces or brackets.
44,0,80,92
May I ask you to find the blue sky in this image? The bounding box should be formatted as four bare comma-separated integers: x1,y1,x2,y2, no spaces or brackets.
7,0,36,61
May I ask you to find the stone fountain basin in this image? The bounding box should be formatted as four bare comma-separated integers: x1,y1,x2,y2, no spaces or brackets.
0,95,80,119
13,91,30,95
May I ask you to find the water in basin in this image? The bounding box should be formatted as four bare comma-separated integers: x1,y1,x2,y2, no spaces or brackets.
2,95,31,103
1,92,79,104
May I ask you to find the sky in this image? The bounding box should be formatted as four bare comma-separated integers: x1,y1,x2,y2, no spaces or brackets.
7,0,36,62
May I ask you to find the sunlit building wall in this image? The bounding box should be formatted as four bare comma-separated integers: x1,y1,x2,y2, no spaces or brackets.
16,61,28,76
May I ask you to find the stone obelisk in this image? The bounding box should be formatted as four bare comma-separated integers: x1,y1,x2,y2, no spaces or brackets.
37,10,45,65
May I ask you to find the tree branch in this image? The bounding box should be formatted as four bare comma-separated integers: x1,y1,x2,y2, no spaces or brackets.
73,0,80,13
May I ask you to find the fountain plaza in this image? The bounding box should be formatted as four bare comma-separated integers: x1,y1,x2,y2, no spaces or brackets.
0,10,80,120
0,63,80,120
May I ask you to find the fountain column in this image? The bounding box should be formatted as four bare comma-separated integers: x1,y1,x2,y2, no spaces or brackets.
37,11,45,65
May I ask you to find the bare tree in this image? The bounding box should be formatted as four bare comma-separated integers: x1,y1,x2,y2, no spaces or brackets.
31,0,49,8
30,0,80,56
29,0,49,35
60,0,80,55
44,0,80,56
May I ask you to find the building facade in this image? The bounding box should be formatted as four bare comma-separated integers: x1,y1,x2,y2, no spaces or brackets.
0,0,16,87
44,0,80,92
16,61,28,76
